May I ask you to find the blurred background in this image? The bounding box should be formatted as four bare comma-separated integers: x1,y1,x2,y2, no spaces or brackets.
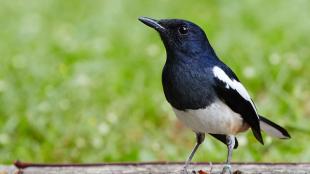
0,0,309,164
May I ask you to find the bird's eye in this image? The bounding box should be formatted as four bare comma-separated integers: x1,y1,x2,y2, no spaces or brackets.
178,25,188,35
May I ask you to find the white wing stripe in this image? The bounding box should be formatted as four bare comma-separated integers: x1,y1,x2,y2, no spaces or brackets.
212,66,258,117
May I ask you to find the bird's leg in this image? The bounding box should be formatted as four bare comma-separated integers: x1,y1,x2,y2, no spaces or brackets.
183,133,205,172
222,135,235,174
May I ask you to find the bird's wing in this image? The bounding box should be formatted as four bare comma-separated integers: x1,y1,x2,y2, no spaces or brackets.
211,66,264,144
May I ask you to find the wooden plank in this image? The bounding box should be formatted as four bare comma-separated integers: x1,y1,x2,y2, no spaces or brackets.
1,162,310,174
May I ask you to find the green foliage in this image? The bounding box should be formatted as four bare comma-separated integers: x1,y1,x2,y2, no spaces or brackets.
0,0,309,163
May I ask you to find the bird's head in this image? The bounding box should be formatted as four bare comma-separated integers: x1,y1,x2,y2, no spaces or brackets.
139,17,215,59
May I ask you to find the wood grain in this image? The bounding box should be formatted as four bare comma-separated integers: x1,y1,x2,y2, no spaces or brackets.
1,162,310,174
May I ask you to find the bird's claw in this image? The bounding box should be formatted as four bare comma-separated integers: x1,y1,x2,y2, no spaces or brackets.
175,166,188,174
221,164,232,174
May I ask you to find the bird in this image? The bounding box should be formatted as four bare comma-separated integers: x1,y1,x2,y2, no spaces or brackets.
138,16,290,174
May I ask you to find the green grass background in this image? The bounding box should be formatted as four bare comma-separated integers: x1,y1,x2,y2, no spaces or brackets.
0,0,309,163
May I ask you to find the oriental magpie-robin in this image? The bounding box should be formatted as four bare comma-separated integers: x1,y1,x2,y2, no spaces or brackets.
139,17,290,173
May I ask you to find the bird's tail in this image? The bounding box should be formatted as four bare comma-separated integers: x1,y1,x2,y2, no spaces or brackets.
259,115,291,139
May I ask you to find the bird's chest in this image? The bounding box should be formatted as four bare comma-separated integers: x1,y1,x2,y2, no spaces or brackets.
162,63,215,110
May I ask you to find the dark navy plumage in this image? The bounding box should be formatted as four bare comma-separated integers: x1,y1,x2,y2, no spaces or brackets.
159,19,218,109
139,17,290,173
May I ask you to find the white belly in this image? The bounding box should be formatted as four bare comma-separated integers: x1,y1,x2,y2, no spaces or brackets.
173,100,248,135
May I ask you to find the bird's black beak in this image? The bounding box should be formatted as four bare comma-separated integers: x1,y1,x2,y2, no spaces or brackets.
138,16,165,33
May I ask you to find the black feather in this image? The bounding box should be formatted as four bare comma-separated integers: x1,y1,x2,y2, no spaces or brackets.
209,134,239,149
212,65,264,145
259,115,291,139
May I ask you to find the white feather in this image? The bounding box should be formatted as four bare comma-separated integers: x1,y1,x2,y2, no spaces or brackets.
212,66,258,117
173,100,248,135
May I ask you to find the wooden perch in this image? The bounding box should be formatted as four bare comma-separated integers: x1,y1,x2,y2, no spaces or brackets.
0,162,310,174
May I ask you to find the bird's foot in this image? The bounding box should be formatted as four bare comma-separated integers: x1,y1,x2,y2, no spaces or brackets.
180,162,195,174
182,166,195,174
178,166,198,174
172,166,188,174
178,163,212,174
221,164,232,174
